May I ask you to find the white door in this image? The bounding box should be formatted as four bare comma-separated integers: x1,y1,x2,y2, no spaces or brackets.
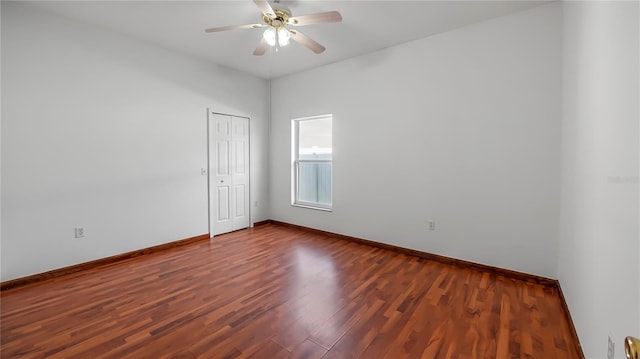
209,113,250,236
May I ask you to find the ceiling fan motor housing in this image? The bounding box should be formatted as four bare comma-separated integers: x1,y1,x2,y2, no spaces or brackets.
264,8,292,29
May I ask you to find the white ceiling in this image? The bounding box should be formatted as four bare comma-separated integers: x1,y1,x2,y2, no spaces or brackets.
26,0,549,79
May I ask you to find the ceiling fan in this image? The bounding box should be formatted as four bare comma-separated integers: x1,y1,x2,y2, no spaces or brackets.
205,0,342,55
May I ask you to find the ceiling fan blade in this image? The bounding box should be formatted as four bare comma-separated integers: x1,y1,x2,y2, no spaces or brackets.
288,11,342,26
253,38,269,56
289,29,326,54
253,0,275,17
205,23,264,33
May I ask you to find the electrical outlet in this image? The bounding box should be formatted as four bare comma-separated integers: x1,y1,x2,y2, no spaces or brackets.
74,227,85,238
607,335,615,359
428,220,436,230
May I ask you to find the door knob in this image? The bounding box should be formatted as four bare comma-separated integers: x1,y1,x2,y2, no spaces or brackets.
626,336,639,359
220,180,224,183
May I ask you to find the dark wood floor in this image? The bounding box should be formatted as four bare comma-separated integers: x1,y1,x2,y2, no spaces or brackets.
1,224,581,358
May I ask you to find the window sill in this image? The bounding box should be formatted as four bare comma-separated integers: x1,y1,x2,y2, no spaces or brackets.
291,203,333,212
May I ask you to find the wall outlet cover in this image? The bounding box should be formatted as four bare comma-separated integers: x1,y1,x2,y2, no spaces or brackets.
74,227,85,238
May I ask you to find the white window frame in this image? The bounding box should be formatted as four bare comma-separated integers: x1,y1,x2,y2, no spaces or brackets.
291,114,333,211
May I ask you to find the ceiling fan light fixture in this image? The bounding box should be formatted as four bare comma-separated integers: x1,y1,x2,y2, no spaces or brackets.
263,27,277,46
263,26,290,47
277,27,290,46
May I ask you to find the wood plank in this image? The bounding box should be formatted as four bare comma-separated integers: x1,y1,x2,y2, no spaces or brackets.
290,339,327,359
0,224,583,358
0,234,210,290
269,220,558,287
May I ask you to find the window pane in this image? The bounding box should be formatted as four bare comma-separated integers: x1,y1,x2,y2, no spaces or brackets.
297,162,332,205
293,116,332,209
298,118,332,161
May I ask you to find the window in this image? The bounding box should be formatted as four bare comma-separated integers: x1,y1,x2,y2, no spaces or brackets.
292,115,332,210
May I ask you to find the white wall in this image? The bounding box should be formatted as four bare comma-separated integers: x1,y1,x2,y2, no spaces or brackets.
0,2,270,281
270,3,562,278
0,2,3,270
559,2,639,358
